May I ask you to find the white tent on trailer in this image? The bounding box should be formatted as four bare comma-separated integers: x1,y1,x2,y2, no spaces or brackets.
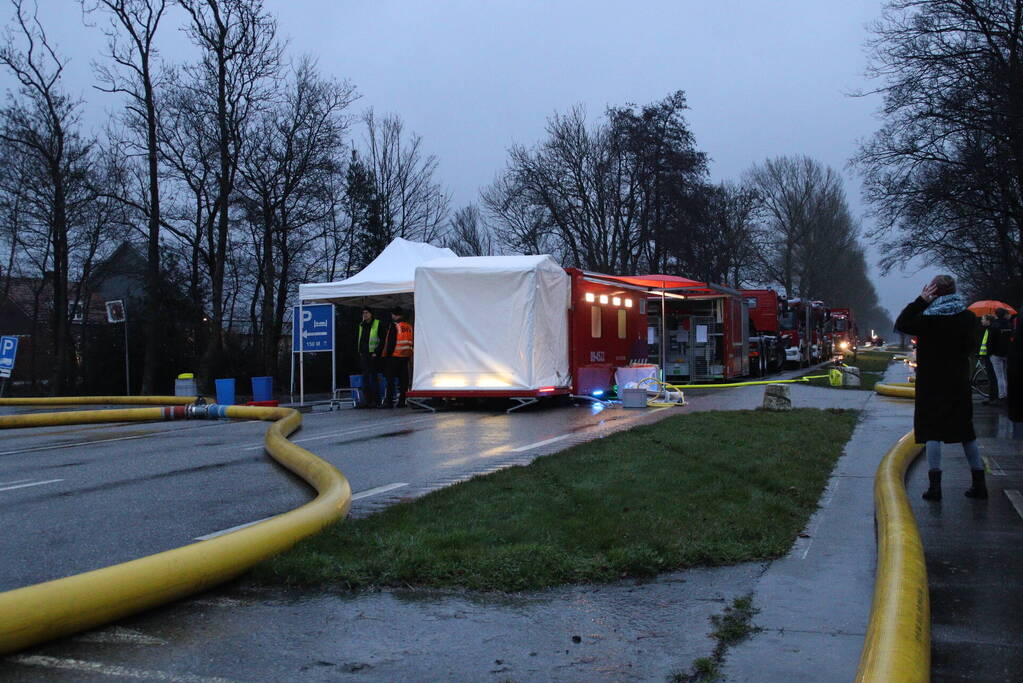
411,255,571,394
298,237,456,307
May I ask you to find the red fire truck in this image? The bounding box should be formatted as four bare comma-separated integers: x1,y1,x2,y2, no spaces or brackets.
826,307,857,359
740,289,787,376
779,298,830,366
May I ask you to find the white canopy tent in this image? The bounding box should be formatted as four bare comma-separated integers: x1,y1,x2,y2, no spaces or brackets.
298,237,456,307
411,255,571,394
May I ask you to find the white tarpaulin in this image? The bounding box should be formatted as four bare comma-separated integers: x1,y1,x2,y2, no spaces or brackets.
412,255,571,392
298,237,456,307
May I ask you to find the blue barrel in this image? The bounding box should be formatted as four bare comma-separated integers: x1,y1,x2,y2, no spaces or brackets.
215,378,236,405
251,376,273,402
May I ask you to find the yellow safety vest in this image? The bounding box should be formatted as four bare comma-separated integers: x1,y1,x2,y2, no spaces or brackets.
357,319,381,353
979,329,989,356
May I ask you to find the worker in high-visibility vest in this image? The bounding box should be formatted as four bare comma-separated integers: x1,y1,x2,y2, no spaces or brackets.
978,314,999,404
356,307,382,408
381,307,413,408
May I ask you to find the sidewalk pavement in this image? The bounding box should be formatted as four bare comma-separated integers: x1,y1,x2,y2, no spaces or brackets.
722,365,915,682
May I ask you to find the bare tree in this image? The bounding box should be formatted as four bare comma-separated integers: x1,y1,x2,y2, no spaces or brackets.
86,0,170,393
0,0,96,393
485,92,707,274
178,0,282,387
361,109,449,248
745,156,852,299
443,204,494,256
236,57,356,374
856,0,1023,304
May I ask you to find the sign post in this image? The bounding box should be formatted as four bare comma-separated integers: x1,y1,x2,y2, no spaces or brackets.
292,303,335,405
0,335,18,396
106,300,129,395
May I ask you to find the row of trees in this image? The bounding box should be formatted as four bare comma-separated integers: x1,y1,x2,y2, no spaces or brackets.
858,0,1023,306
0,0,448,393
479,93,890,332
0,0,891,395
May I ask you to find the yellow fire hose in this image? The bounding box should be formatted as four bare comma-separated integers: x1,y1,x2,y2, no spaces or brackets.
0,397,351,655
875,382,916,399
856,431,929,682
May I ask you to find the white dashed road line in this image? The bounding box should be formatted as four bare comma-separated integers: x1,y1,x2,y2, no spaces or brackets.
1006,490,1023,521
72,626,167,646
5,655,239,682
0,478,63,492
242,416,435,451
352,482,408,500
194,482,410,540
510,434,572,452
983,456,1006,476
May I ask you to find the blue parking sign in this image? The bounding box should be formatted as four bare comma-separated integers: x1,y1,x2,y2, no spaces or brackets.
292,304,334,353
0,336,18,378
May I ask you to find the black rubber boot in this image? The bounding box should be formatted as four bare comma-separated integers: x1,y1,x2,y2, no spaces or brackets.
922,469,942,501
965,469,988,499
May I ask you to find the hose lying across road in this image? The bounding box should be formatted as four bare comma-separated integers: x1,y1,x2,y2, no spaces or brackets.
0,396,352,656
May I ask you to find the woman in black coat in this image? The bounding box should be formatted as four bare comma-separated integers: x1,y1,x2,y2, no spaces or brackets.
1008,309,1022,437
894,275,985,500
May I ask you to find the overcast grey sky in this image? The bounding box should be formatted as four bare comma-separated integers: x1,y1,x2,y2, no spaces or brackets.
1,0,943,323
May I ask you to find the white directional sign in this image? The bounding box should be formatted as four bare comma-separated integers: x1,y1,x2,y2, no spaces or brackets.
0,335,18,378
292,304,334,353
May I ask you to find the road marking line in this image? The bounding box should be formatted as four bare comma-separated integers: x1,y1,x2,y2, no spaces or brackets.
196,483,410,539
73,626,167,646
195,516,274,541
352,482,408,500
242,417,435,451
0,479,32,487
5,655,238,682
984,456,1006,476
1006,490,1023,521
190,597,248,608
511,434,572,452
0,420,254,457
0,478,62,492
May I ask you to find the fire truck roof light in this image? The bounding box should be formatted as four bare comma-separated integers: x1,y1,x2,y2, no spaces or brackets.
599,294,609,304
624,299,633,307
584,292,595,302
612,297,621,306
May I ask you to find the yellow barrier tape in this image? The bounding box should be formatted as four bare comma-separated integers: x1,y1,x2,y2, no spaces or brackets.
856,431,929,682
0,398,351,655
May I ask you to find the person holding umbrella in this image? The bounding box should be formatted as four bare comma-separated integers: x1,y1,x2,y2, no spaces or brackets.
988,308,1013,404
895,274,986,501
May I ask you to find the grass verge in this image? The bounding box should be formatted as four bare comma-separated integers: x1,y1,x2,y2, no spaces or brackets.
251,408,859,592
802,350,895,391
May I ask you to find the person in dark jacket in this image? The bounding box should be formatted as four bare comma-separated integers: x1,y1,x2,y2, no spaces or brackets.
988,307,1013,403
380,307,413,408
894,274,986,500
978,314,999,404
355,307,382,408
1008,308,1023,439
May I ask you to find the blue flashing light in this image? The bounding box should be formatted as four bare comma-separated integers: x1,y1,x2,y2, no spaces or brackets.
592,389,605,397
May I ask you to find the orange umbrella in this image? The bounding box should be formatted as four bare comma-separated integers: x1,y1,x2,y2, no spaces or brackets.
967,300,1017,317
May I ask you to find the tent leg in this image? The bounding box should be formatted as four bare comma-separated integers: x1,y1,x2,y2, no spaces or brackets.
406,397,435,412
507,397,539,414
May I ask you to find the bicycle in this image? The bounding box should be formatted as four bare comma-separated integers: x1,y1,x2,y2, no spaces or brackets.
970,356,991,398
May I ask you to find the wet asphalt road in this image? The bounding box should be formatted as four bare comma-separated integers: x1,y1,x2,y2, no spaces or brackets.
0,400,679,592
